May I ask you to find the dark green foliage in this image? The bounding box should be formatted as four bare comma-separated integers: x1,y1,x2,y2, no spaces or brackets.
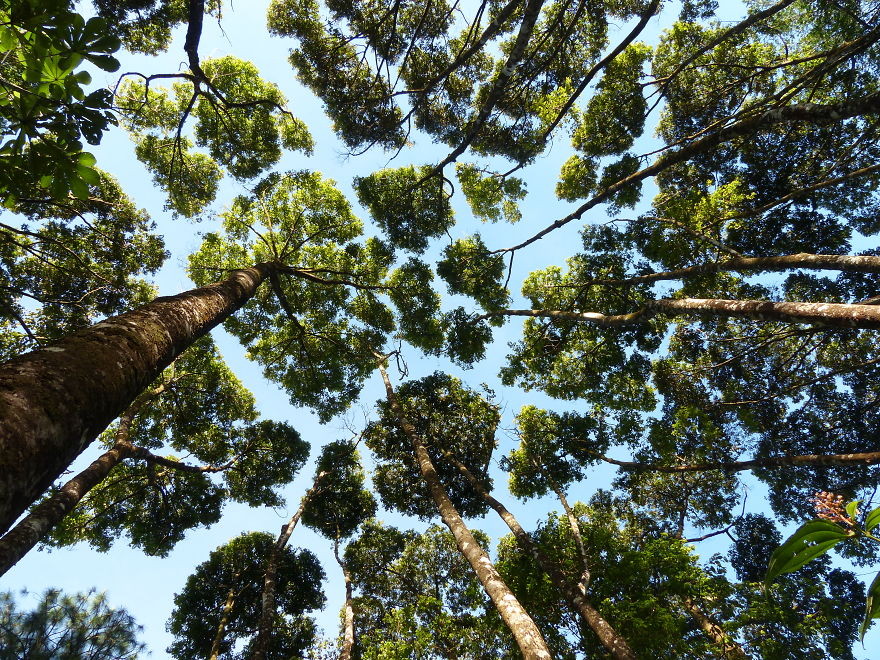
354,166,454,254
365,372,498,520
0,588,143,659
437,235,510,314
48,459,226,557
167,532,325,660
0,171,166,358
117,56,312,216
189,170,432,421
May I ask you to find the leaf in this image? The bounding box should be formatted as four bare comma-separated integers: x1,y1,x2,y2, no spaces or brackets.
83,54,120,72
860,570,880,642
764,520,853,585
69,174,89,200
76,164,100,186
846,500,860,520
865,506,880,533
77,152,97,167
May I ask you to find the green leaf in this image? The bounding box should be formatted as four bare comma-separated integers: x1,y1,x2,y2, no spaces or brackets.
860,570,880,641
77,152,97,167
69,174,89,199
75,164,100,186
765,520,853,585
83,54,120,72
865,506,880,533
0,26,17,52
846,500,860,520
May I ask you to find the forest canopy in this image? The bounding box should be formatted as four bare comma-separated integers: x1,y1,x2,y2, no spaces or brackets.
1,0,880,657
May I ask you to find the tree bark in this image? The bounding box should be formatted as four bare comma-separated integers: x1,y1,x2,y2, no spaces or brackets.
440,448,637,660
334,536,355,660
376,362,553,660
251,470,326,660
209,583,238,660
0,263,273,534
582,252,880,288
682,597,749,660
484,297,880,330
0,381,167,577
586,449,880,473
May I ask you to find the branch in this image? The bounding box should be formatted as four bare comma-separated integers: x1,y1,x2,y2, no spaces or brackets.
498,89,880,254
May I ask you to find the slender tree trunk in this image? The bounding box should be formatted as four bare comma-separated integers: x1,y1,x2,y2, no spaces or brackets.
682,597,749,660
334,536,355,660
584,252,880,287
0,262,273,534
586,449,880,472
529,454,591,587
376,362,553,660
210,583,238,660
484,298,880,330
440,448,637,660
251,470,326,660
0,381,165,577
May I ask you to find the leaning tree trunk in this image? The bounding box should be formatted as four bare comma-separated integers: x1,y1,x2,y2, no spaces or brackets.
251,470,326,660
377,362,553,660
440,448,636,660
682,597,749,660
210,582,239,660
0,262,273,534
0,380,172,576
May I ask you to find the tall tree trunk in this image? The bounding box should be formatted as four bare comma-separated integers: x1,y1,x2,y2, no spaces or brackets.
376,362,553,660
334,536,355,660
251,470,326,660
210,582,238,660
682,597,749,660
0,262,273,534
583,252,880,287
0,381,166,577
586,449,880,472
440,448,636,660
485,298,880,330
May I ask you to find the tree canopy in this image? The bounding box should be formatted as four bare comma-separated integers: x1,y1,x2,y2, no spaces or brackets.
1,0,880,656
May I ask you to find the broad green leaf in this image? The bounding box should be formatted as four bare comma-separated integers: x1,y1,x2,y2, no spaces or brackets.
76,164,100,186
84,54,120,72
765,520,853,585
860,570,880,641
69,174,89,200
865,506,880,533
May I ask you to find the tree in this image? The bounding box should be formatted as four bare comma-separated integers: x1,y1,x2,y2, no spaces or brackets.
3,0,880,656
369,367,553,659
344,521,512,659
0,0,121,203
166,531,325,659
301,440,377,660
0,588,143,659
